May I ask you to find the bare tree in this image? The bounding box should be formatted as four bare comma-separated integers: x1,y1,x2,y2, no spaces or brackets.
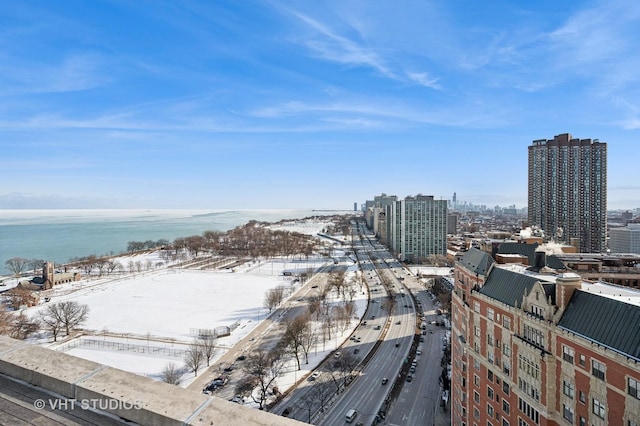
9,312,39,340
184,340,204,377
242,348,286,410
0,310,15,335
235,376,259,401
264,288,280,313
105,260,119,275
313,379,333,413
283,314,311,370
199,335,217,367
330,352,358,391
38,305,64,342
299,386,318,423
28,258,44,275
4,257,29,276
328,270,346,299
59,301,90,335
6,287,34,310
160,363,184,385
299,320,318,365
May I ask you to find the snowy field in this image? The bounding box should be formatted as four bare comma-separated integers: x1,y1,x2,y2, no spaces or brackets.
19,217,364,390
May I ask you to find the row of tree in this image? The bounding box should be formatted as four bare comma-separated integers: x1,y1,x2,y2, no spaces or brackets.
0,301,89,341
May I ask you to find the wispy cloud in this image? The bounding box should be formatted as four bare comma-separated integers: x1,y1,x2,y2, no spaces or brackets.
405,72,441,90
282,7,441,90
0,53,109,95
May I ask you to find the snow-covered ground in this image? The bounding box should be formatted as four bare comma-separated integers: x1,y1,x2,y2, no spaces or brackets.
15,217,367,395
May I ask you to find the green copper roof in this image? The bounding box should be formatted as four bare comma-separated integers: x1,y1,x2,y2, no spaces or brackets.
459,248,494,276
558,291,640,361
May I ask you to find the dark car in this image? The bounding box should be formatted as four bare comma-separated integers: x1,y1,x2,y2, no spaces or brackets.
236,355,246,361
406,374,413,382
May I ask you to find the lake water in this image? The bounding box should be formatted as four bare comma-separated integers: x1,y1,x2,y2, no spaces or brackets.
0,209,336,275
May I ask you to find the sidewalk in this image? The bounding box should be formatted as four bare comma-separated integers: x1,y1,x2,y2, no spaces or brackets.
433,389,451,426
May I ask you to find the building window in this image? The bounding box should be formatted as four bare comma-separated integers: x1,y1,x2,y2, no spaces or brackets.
488,370,494,382
518,378,540,402
579,417,586,426
488,351,495,365
474,358,481,371
502,342,511,357
629,377,640,400
488,308,495,322
488,334,494,347
503,400,510,415
474,407,480,420
474,301,480,313
518,354,540,380
518,398,540,425
562,380,574,399
502,419,510,426
592,398,606,419
502,316,511,330
592,359,605,380
562,345,574,364
488,386,495,400
475,326,481,337
474,391,480,403
522,324,545,349
579,354,586,367
579,391,585,404
503,382,510,396
563,404,574,423
488,404,494,417
474,374,480,387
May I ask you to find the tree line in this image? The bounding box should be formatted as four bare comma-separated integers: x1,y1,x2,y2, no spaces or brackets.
0,301,89,341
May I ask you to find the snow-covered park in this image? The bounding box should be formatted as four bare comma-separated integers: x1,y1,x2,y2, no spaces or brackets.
16,216,368,393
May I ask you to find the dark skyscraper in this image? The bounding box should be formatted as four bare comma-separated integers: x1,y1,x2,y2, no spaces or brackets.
528,134,607,253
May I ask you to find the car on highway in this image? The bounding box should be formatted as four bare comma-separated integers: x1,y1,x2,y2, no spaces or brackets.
406,374,413,382
381,378,388,385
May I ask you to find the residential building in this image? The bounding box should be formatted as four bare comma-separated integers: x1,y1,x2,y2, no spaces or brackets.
388,194,447,262
451,248,640,426
528,134,607,253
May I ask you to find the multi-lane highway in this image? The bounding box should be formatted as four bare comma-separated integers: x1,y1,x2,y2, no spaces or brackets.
206,221,450,425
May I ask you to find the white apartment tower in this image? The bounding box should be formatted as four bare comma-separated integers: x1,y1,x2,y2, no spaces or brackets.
388,195,447,262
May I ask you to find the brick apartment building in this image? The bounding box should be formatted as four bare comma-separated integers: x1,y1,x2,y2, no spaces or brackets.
451,248,640,426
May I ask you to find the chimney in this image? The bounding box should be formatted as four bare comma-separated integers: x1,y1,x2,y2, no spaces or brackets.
534,250,546,269
556,273,581,311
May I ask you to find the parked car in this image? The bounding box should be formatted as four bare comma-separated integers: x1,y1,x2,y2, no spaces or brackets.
381,378,388,385
308,372,321,381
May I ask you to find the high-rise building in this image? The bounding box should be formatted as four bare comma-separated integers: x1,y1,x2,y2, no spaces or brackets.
609,224,640,254
387,194,447,262
450,248,640,426
528,134,607,253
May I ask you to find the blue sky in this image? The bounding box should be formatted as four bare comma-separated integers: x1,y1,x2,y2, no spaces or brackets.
1,0,639,210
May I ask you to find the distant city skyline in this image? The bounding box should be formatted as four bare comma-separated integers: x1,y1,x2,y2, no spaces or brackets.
1,1,639,210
